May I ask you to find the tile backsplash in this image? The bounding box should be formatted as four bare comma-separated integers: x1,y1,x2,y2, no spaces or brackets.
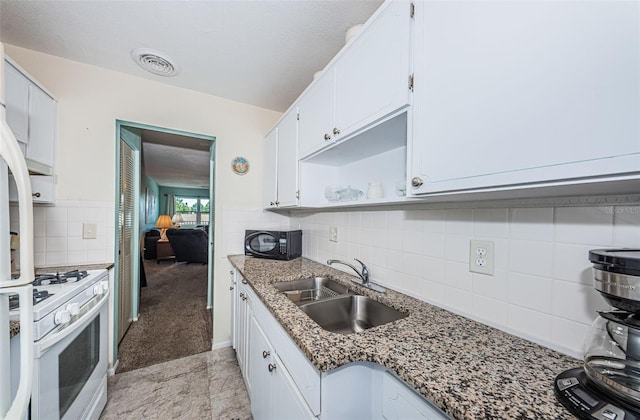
10,200,115,267
289,205,640,358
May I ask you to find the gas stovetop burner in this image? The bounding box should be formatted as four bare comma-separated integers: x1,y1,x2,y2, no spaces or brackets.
32,270,88,286
8,288,53,310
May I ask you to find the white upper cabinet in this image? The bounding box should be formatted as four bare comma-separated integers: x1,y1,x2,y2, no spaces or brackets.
298,0,413,160
5,58,56,175
297,71,335,159
5,62,30,147
409,0,640,196
276,109,299,207
262,128,278,208
263,109,299,209
333,0,412,137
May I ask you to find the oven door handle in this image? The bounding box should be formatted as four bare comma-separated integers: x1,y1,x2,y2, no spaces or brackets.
34,290,109,357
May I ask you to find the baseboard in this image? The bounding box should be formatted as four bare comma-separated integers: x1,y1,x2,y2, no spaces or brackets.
212,340,231,350
107,359,119,376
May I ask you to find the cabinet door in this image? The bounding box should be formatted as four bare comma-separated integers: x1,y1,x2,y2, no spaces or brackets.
5,61,29,146
410,1,640,195
276,109,298,207
270,353,315,420
334,0,412,136
297,69,335,159
262,128,278,208
231,269,237,350
26,86,56,168
249,315,273,419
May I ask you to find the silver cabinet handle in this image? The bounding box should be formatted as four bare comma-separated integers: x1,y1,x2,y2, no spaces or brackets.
333,127,340,135
268,363,276,372
241,296,247,301
242,279,248,284
324,133,331,141
229,286,234,291
262,350,270,358
229,270,233,275
275,201,279,206
33,192,41,198
411,177,424,187
270,201,275,206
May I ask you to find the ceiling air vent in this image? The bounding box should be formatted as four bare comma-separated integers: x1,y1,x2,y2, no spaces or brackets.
131,48,180,77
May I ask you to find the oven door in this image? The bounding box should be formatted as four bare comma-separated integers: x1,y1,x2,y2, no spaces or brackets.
31,294,108,420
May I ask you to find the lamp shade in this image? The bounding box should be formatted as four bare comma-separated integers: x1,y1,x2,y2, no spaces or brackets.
155,215,173,229
155,214,174,240
172,213,184,224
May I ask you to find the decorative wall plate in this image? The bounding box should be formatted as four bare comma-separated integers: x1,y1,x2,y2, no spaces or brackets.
231,156,249,175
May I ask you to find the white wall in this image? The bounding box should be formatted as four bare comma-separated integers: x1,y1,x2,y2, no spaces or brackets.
5,44,281,347
291,204,640,358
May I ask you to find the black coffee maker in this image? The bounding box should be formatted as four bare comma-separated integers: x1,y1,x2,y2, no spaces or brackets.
555,249,640,419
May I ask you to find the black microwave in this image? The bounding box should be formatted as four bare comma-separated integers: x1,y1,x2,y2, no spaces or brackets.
244,230,302,260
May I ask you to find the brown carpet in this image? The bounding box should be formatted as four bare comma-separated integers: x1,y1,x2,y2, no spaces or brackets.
116,260,212,374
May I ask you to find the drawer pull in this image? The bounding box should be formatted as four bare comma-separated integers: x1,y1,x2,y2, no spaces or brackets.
268,363,276,372
262,350,270,358
333,127,340,135
324,133,331,141
229,286,234,291
33,192,41,198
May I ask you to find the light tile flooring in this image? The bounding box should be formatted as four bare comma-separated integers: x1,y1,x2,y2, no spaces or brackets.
101,347,252,419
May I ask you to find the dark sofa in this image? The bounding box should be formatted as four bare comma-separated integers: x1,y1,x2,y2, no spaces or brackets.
166,228,209,264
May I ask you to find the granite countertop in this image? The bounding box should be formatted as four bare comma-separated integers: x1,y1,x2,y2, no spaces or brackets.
228,255,580,420
8,263,114,339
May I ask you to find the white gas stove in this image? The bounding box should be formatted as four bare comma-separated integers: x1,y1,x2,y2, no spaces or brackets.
10,269,109,341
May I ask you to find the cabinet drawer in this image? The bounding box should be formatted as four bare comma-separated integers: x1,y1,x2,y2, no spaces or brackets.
9,175,55,204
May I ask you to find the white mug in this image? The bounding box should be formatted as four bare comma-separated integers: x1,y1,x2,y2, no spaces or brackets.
366,182,383,199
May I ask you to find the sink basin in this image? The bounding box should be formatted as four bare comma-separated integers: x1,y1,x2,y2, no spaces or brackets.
273,277,353,305
299,295,407,334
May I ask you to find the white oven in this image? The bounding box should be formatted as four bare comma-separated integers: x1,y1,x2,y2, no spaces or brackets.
32,292,108,420
10,270,110,420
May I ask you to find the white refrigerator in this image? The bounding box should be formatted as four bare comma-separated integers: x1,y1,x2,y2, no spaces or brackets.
0,42,35,420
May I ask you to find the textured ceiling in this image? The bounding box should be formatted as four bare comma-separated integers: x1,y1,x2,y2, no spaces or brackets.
0,0,383,112
0,0,383,189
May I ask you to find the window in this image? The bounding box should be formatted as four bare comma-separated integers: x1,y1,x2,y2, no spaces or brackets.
175,196,210,226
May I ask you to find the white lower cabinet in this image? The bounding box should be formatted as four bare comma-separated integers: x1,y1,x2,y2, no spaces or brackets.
249,315,315,419
231,269,447,420
321,362,448,420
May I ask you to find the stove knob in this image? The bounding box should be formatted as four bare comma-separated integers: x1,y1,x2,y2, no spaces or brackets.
66,303,80,316
93,284,104,296
54,310,71,325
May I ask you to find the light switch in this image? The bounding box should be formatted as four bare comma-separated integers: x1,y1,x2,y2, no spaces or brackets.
83,223,97,239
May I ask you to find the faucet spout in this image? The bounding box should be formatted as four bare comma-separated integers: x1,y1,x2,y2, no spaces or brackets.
327,258,369,285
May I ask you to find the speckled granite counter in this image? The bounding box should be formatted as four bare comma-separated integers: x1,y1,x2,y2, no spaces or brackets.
35,262,114,274
8,263,113,339
228,255,579,419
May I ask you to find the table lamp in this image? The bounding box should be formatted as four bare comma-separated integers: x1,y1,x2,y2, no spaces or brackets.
172,213,184,227
155,214,174,240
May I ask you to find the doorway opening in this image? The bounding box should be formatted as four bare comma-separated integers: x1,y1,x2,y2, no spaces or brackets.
114,120,215,373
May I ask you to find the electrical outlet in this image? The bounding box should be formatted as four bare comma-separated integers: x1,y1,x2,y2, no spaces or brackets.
83,223,97,239
469,240,494,275
329,226,338,242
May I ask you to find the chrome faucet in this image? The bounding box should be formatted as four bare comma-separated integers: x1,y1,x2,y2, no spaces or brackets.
327,258,385,292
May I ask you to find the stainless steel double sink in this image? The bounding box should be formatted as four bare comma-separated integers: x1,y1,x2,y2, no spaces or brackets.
273,277,407,334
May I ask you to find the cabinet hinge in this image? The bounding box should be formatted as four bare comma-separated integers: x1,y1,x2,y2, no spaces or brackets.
295,190,300,199
409,74,414,92
410,2,415,18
